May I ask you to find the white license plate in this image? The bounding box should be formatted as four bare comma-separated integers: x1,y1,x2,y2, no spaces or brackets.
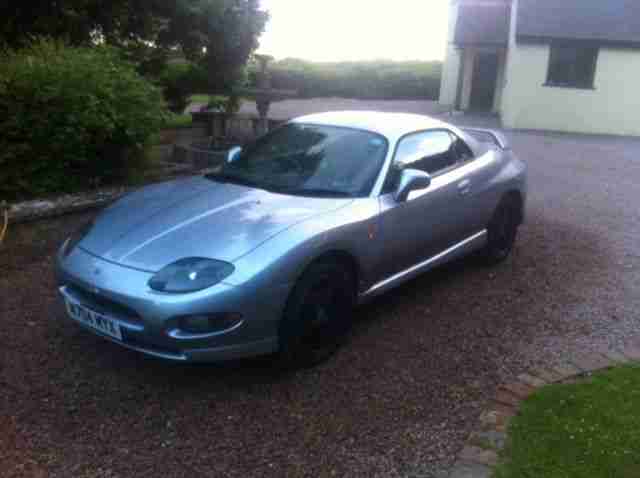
64,297,123,341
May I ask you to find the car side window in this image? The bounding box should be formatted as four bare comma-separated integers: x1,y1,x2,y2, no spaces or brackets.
450,133,475,162
381,130,471,194
395,130,457,175
382,131,454,194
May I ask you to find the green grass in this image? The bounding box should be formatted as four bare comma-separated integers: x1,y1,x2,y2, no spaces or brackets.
163,113,192,129
495,365,640,478
189,94,212,104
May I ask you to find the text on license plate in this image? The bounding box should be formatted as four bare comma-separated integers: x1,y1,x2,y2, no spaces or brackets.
64,298,123,341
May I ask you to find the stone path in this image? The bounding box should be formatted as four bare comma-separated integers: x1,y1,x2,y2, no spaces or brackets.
448,343,640,478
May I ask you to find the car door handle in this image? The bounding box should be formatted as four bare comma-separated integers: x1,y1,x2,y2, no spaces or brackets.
458,179,472,196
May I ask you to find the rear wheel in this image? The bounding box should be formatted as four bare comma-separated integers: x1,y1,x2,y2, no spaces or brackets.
277,259,355,369
481,196,520,265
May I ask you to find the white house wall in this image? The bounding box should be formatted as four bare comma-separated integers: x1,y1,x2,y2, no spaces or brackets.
439,0,461,109
439,47,462,109
501,43,640,136
460,49,475,110
492,50,507,112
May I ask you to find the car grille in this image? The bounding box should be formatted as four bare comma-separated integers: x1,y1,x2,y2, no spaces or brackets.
66,284,144,326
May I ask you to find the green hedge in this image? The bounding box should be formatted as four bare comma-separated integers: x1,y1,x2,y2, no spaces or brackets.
249,59,443,100
0,40,169,201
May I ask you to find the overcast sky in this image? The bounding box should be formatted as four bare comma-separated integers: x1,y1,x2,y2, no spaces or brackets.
257,0,449,62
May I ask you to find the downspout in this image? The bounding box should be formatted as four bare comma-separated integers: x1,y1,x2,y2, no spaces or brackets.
454,48,466,111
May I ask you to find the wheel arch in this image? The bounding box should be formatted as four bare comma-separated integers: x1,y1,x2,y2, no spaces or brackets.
301,249,361,295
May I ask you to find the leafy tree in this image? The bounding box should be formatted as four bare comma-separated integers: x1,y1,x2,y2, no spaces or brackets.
0,0,268,86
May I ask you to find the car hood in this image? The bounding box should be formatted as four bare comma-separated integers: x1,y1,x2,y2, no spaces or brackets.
79,176,352,272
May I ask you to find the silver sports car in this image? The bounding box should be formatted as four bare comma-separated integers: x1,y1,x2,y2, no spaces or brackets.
56,111,527,367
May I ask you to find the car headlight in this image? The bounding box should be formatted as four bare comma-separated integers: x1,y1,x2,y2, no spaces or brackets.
63,220,94,257
148,258,235,293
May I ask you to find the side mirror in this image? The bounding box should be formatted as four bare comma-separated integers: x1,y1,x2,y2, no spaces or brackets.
393,168,432,202
227,146,242,163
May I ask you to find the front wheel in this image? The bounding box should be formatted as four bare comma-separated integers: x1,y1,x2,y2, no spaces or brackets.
480,197,521,265
277,259,356,369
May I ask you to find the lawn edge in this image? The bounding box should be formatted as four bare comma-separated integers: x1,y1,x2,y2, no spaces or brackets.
447,345,639,478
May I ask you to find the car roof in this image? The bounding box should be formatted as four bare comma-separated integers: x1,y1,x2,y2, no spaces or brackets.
289,111,487,156
289,111,453,141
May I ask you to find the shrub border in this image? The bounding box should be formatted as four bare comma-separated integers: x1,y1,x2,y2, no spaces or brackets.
5,164,207,224
6,187,130,224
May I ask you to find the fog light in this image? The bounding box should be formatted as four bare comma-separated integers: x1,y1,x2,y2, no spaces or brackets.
178,313,243,334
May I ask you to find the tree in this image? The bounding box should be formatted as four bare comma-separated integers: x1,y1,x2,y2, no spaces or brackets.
0,0,268,84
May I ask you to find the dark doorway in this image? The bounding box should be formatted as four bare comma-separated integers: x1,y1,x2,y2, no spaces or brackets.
469,52,499,112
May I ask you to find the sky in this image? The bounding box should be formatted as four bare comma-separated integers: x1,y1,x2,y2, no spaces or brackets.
257,0,449,62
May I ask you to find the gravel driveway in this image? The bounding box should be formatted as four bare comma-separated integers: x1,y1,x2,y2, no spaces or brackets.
2,116,640,477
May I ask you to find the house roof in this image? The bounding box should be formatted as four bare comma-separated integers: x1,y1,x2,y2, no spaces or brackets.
517,0,640,47
454,2,511,46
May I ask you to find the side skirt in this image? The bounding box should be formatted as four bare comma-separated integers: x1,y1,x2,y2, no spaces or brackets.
358,230,487,304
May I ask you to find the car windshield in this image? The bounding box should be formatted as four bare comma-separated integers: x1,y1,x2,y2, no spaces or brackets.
207,123,389,197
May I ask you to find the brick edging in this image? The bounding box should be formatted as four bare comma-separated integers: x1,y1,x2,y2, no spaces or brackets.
448,345,640,478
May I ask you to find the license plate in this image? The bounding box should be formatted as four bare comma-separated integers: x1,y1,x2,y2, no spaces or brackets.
64,297,123,341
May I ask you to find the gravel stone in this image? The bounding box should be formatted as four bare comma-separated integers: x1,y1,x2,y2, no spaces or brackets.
621,345,640,361
517,373,546,388
468,431,506,451
458,446,498,467
597,348,630,364
529,368,563,383
449,462,492,478
569,352,613,372
551,363,582,380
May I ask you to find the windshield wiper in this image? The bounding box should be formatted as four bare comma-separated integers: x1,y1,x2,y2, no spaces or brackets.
206,173,266,190
207,175,354,198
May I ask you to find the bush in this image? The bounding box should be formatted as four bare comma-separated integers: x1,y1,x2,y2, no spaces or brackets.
0,39,169,201
157,61,208,114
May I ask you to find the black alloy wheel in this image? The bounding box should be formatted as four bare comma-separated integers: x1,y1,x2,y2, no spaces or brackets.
278,259,355,369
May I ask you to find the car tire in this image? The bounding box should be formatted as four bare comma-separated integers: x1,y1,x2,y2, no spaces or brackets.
277,259,356,369
480,196,520,266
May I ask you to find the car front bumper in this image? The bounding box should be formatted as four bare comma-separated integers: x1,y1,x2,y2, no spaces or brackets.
55,246,290,362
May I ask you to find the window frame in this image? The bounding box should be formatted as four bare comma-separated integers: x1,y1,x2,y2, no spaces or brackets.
381,129,476,194
450,131,475,164
544,43,599,90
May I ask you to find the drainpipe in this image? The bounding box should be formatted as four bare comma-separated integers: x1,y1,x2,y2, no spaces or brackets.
454,48,466,111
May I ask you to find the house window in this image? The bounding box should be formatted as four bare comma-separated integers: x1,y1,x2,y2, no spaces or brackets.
546,45,598,89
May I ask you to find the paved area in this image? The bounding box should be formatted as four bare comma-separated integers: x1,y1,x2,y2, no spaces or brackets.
238,97,448,120
2,101,640,477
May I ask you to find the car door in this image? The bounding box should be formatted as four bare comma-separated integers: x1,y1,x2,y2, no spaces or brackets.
375,130,470,280
449,131,503,239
